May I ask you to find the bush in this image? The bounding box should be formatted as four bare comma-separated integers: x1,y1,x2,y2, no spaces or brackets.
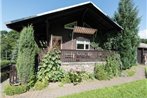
37,48,64,82
94,64,108,80
0,72,9,82
34,80,48,90
61,73,71,84
4,84,27,96
80,72,94,81
0,60,15,69
68,71,82,85
105,53,122,78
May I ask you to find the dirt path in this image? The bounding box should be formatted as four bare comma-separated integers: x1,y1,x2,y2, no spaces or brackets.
3,65,146,98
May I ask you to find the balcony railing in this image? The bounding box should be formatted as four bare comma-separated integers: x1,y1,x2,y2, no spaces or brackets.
61,49,112,62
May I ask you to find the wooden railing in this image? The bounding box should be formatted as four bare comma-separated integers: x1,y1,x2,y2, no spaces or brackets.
61,49,112,62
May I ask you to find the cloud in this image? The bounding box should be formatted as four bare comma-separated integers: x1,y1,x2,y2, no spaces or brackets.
138,29,147,39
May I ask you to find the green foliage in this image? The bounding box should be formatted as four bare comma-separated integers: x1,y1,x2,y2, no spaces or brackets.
61,79,147,98
0,72,9,82
16,25,39,84
105,54,122,78
4,84,27,96
0,30,20,60
94,53,122,80
94,64,108,80
68,71,82,85
61,73,71,84
113,0,140,69
80,72,92,80
34,80,48,90
141,39,147,44
37,48,64,82
90,42,102,50
0,60,11,69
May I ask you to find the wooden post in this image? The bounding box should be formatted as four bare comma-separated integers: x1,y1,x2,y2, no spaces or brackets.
71,31,74,49
46,20,49,47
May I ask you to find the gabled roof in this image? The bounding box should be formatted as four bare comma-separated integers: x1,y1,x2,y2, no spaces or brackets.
6,1,123,31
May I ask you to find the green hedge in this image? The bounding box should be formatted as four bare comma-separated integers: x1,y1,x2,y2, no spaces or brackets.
4,84,27,96
0,60,15,69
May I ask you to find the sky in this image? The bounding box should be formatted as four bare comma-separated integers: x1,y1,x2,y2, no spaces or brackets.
1,0,147,38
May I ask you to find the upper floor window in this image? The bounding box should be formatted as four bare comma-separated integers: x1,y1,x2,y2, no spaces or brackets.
76,37,90,50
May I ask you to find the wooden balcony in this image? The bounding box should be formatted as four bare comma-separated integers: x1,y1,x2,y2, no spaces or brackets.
61,49,112,62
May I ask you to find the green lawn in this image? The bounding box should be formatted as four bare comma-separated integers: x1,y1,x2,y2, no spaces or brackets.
60,79,147,98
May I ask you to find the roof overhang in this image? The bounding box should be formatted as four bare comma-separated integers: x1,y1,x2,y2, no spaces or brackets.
73,26,97,34
138,43,147,49
6,1,123,32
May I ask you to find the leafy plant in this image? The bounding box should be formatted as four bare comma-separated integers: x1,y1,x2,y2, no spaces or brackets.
4,84,27,96
94,64,108,80
61,73,71,84
37,48,64,82
34,80,48,90
68,70,82,85
90,42,102,50
105,53,122,78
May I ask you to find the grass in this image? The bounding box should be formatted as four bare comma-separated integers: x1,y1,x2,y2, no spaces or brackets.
60,79,147,98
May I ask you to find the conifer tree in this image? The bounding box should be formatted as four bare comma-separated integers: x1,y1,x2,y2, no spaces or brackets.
113,0,140,69
16,25,38,83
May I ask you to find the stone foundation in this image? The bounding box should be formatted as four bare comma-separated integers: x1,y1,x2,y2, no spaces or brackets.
61,62,105,73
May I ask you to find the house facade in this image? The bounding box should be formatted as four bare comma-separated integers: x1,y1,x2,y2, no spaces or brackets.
6,2,122,63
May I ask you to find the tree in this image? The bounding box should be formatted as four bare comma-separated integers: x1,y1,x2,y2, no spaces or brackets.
16,25,39,84
0,30,19,60
113,0,140,69
141,39,147,44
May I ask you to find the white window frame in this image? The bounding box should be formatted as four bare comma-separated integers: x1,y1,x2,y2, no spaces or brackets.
76,40,90,50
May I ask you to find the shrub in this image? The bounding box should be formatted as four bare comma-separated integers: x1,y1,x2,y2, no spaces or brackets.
34,80,48,90
68,71,82,85
4,84,27,96
37,48,64,82
0,72,9,82
16,25,39,84
94,64,108,80
80,72,94,81
61,73,71,84
105,53,122,78
0,60,15,69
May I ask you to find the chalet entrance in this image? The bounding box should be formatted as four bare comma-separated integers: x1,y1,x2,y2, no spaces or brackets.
51,35,62,49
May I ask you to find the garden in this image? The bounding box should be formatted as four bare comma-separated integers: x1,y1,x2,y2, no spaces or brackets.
3,26,139,96
1,0,146,97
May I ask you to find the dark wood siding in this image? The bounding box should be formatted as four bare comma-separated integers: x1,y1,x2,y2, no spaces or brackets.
137,48,147,64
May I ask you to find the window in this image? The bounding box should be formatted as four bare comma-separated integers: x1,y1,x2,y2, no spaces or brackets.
76,37,90,50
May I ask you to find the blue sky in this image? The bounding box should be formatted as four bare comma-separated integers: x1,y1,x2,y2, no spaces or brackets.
1,0,147,33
